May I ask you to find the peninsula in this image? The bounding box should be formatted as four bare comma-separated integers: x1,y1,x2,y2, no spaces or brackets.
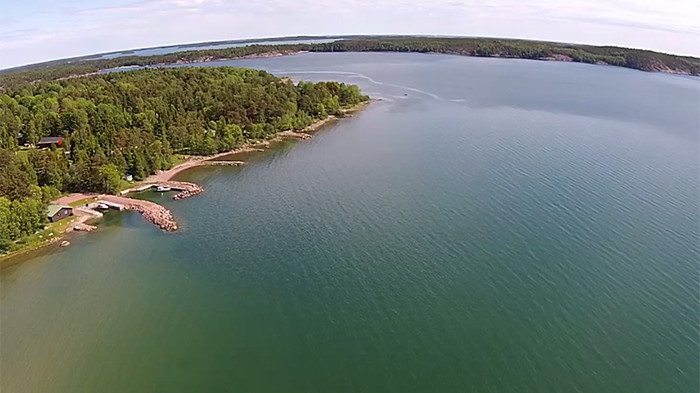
0,67,370,257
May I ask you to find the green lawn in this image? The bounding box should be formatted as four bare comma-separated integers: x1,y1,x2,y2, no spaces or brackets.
68,196,99,207
171,154,190,167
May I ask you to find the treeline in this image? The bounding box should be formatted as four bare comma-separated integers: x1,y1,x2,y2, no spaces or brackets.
1,37,699,87
0,45,306,87
0,67,369,253
311,38,700,74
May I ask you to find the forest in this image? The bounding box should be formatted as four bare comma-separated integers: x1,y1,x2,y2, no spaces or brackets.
1,36,699,87
0,67,369,253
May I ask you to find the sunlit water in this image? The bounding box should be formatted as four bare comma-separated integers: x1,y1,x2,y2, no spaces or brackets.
2,53,698,393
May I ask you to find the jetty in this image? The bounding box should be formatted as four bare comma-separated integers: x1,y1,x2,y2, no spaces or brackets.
101,196,179,231
120,181,203,200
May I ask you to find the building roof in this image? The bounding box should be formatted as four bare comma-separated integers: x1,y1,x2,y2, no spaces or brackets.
37,137,63,144
47,204,71,217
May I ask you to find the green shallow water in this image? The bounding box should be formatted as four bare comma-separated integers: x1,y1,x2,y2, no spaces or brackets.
2,53,699,393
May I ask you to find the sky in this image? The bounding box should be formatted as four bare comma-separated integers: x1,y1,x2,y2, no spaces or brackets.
1,0,699,69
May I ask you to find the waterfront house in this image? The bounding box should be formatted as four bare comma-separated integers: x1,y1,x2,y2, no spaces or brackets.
36,137,64,149
47,205,73,222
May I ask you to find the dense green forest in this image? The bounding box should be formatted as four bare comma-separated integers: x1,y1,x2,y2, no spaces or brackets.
0,67,369,253
1,37,699,87
315,38,700,74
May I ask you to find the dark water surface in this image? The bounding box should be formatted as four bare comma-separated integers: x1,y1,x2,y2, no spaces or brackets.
2,53,698,393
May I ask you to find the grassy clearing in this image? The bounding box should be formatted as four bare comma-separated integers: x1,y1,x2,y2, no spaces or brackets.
171,154,191,167
68,196,99,207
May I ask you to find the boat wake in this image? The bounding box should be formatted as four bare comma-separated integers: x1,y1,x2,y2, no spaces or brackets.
277,70,443,100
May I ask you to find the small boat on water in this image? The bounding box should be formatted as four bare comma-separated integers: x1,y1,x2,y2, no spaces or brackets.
156,186,171,192
96,203,110,210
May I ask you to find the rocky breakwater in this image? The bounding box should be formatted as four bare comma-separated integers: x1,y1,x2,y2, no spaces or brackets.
101,196,179,232
130,202,178,231
163,181,204,201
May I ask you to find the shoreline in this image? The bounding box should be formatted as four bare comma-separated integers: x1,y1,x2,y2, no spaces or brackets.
141,101,370,183
162,50,308,67
111,50,698,78
52,51,308,82
153,51,699,77
0,101,370,267
45,49,697,86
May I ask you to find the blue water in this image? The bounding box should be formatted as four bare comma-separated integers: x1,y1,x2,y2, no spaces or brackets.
2,53,698,393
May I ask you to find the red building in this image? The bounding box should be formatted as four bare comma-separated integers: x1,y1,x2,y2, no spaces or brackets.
36,137,63,149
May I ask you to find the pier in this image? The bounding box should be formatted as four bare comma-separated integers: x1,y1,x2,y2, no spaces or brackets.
121,181,204,200
94,200,125,211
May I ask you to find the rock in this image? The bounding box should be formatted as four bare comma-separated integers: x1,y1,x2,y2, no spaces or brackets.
102,181,205,232
280,130,312,139
74,223,97,232
121,200,179,232
167,181,204,200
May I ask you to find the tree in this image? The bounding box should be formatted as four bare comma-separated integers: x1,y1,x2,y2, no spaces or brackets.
97,164,123,195
0,197,19,253
28,149,69,191
0,149,34,200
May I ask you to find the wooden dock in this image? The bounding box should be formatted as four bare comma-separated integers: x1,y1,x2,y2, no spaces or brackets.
76,207,104,217
97,201,125,211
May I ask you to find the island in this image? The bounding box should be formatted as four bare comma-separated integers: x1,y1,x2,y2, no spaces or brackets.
0,67,370,259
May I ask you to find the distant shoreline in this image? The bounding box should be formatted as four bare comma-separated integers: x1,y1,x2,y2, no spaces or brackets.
3,36,698,87
62,51,700,86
